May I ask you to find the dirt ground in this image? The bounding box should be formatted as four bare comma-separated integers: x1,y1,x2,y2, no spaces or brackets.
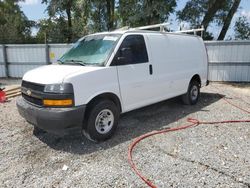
0,81,249,188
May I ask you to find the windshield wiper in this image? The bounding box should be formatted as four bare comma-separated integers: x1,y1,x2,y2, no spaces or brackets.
57,59,64,64
60,59,102,66
64,59,86,66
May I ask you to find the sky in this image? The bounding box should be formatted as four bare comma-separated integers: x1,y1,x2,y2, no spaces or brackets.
19,0,250,39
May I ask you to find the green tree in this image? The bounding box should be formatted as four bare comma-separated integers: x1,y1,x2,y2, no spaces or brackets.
36,12,89,43
88,0,108,32
119,0,176,27
177,0,206,27
177,0,237,40
42,0,77,43
201,0,227,31
74,0,90,36
106,0,115,30
234,16,250,40
38,0,177,42
36,18,69,43
85,0,117,32
0,0,34,44
217,0,241,40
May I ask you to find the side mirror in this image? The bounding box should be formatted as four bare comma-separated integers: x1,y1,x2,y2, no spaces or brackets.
120,47,131,54
116,47,132,65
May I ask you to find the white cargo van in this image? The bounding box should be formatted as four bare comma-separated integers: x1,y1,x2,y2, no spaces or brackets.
17,29,209,142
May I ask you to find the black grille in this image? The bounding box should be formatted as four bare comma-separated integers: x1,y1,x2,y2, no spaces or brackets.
22,81,45,92
22,93,43,106
21,81,44,106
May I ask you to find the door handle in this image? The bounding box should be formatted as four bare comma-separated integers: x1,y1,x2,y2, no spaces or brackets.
149,64,153,75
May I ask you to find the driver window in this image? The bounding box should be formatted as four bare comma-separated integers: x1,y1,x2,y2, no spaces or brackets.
113,35,148,65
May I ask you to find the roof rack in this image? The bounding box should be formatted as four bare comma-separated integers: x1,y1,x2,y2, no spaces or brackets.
115,23,169,32
134,23,169,32
115,23,204,37
175,26,204,37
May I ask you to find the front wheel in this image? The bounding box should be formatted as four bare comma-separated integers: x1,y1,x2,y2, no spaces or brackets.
182,80,200,105
82,100,120,142
33,126,46,136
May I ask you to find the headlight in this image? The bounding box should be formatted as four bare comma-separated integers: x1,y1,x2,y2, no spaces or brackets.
44,83,73,93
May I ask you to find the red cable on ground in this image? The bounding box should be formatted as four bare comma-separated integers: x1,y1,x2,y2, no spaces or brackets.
128,90,250,188
212,86,250,114
222,97,250,114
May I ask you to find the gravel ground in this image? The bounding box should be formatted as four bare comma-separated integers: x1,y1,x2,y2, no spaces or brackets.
0,81,249,188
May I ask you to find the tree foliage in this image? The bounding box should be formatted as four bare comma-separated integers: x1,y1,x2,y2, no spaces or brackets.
119,0,176,27
38,0,176,42
177,0,241,40
0,0,35,44
234,16,250,40
36,18,69,43
0,0,248,43
42,0,78,42
217,0,241,40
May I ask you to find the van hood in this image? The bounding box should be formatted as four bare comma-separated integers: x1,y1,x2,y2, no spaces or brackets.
23,64,103,84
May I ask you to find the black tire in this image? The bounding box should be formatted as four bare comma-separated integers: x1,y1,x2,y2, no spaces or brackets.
182,80,200,105
82,100,120,142
33,126,46,136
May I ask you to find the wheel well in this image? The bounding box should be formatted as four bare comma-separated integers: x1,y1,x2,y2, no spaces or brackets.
86,93,122,113
191,74,201,87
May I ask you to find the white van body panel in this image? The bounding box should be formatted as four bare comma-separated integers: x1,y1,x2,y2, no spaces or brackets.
63,67,121,106
146,33,207,96
116,62,155,112
23,65,102,85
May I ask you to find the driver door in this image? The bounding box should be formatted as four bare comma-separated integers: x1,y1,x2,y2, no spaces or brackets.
112,34,154,112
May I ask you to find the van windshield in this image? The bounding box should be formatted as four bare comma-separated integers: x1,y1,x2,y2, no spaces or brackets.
59,34,121,66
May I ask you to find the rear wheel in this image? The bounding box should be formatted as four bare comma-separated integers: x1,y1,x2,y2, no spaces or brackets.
82,100,120,142
182,80,200,105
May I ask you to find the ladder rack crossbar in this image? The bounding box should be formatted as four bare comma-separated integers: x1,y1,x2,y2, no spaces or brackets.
115,23,204,37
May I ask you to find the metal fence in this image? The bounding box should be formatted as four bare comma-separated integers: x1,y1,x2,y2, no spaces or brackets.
0,44,71,78
206,40,250,82
0,41,250,82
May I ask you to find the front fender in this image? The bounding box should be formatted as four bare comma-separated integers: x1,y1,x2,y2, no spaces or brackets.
64,67,121,107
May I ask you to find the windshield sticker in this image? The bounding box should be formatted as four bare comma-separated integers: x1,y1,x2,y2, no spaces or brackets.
103,36,118,41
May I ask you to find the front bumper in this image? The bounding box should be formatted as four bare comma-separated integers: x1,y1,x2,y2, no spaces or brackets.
16,98,86,135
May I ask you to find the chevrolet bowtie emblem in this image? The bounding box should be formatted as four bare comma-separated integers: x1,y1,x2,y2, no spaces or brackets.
27,90,32,96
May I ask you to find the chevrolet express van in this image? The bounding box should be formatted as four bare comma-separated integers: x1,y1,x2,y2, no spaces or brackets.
17,30,208,142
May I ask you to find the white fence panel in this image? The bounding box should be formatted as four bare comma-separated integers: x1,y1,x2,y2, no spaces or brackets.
8,65,42,78
205,41,250,82
206,41,250,63
49,44,72,63
0,65,6,77
3,44,47,78
7,45,46,64
209,64,250,82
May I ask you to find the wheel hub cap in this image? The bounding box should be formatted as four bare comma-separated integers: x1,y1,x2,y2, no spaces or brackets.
191,86,198,101
95,109,114,134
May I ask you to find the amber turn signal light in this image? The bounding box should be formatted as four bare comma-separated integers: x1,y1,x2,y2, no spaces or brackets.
43,99,73,106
